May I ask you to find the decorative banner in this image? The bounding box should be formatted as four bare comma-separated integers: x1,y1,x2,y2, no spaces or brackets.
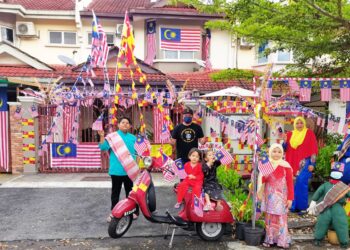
320,80,332,101
14,105,22,119
340,80,350,102
299,80,312,102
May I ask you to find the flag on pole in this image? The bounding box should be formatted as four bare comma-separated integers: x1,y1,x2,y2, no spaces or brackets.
163,160,176,182
320,80,332,101
256,133,265,147
134,135,151,156
215,146,233,165
258,153,274,176
340,80,350,102
92,113,104,131
299,80,312,102
264,80,273,101
153,107,171,143
144,20,156,65
119,11,136,67
174,158,187,179
193,195,204,217
90,11,109,68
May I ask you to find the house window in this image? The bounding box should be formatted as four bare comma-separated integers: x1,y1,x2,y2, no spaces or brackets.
257,42,268,64
49,31,77,45
1,27,14,43
88,33,114,46
163,50,195,60
277,50,291,62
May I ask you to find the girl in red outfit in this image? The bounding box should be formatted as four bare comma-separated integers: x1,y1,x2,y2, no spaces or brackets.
174,148,204,208
258,143,294,248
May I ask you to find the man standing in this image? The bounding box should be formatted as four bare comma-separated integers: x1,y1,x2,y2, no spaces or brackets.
171,108,205,164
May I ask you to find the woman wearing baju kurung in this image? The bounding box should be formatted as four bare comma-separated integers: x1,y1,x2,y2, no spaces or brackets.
259,143,294,248
283,116,318,212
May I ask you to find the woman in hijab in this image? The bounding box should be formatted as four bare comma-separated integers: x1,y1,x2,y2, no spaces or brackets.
283,116,318,212
258,143,294,248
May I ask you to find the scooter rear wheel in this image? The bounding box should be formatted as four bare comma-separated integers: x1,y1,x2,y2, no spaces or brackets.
196,222,225,241
108,215,133,238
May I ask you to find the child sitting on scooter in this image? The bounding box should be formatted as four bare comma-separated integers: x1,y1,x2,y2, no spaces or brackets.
202,150,224,211
174,148,204,208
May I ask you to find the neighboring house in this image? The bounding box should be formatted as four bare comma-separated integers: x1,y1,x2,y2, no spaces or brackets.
0,0,256,73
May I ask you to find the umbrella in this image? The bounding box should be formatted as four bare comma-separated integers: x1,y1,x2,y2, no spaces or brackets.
201,86,258,98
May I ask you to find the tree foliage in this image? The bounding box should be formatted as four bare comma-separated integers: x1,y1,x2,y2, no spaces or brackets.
178,0,350,75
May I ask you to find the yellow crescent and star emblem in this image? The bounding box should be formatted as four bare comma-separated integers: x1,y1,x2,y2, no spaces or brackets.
0,98,3,108
56,144,72,157
164,29,178,40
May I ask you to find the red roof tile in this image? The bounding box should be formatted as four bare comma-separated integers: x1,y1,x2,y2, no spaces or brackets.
4,0,75,11
0,65,169,85
169,70,253,92
86,0,151,14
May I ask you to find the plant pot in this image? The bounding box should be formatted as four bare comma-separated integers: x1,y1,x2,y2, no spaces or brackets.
327,230,339,245
235,221,248,240
244,225,265,246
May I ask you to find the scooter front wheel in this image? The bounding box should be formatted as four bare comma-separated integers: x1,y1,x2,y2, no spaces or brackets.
108,215,133,238
196,222,225,241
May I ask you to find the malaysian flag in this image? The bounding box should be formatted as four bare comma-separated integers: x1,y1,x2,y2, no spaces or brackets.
160,28,201,51
63,104,79,143
90,11,109,68
289,79,299,93
320,80,332,101
210,127,217,138
144,20,156,65
30,104,39,118
193,195,204,217
340,80,350,102
174,158,187,179
160,123,171,142
92,113,104,131
153,107,171,143
203,28,212,70
215,146,233,165
14,105,22,119
0,87,9,172
134,135,151,156
258,153,274,176
299,80,312,102
264,80,273,101
51,143,101,168
163,160,176,182
256,133,265,147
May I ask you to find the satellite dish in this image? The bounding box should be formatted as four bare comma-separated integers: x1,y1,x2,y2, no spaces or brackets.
58,55,76,66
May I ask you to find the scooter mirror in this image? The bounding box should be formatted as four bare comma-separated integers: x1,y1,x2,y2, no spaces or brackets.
143,156,153,168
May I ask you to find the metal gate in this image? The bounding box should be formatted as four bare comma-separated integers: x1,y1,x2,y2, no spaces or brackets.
0,110,10,173
38,104,109,173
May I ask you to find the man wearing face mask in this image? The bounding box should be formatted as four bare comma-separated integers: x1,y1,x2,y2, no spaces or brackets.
171,107,205,164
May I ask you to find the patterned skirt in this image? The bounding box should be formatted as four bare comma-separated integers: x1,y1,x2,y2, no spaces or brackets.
203,181,224,200
264,213,291,248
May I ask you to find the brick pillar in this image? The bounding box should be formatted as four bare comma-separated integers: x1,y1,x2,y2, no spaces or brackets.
17,96,43,174
8,102,23,174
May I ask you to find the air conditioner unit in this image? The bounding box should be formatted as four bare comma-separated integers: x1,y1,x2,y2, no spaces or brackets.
116,24,123,37
240,37,254,49
16,22,36,36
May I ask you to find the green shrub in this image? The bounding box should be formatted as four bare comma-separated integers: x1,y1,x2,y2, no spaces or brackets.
315,144,337,178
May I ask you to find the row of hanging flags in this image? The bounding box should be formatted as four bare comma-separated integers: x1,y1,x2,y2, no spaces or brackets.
265,78,350,102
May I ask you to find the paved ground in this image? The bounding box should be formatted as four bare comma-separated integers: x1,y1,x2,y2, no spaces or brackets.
0,173,346,249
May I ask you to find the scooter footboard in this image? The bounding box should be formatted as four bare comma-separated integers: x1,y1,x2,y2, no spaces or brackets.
111,198,137,218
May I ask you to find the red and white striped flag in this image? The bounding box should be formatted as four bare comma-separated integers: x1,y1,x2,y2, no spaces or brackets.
258,153,274,176
215,145,233,165
134,135,151,156
299,80,312,102
203,29,212,70
264,80,273,101
144,20,156,65
340,80,350,102
0,111,9,172
90,11,109,68
160,28,201,51
320,80,332,101
63,104,79,142
153,107,170,143
256,133,265,147
51,143,101,168
289,79,299,93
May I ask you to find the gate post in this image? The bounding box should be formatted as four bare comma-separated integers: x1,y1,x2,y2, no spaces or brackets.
18,96,43,174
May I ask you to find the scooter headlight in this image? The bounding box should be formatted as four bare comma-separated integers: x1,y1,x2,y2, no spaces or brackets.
143,156,153,168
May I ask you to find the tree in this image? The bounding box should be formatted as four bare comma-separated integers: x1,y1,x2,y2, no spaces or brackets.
178,0,350,76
